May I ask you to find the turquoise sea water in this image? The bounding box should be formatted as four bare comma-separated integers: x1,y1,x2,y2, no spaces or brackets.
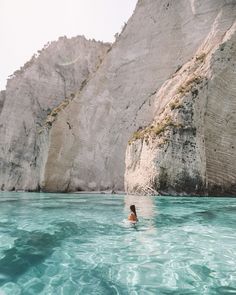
0,193,235,295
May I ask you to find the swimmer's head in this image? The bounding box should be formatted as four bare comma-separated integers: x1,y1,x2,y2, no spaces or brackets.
130,204,137,217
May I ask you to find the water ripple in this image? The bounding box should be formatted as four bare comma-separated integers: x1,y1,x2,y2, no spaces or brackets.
0,193,235,294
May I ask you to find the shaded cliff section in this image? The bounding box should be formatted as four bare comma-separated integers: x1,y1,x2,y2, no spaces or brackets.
0,90,5,115
0,36,110,191
125,13,236,196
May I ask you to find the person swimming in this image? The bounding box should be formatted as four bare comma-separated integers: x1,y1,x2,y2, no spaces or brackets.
128,204,138,222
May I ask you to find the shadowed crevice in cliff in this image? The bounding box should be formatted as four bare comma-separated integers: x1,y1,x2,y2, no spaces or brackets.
0,221,79,285
0,90,5,115
207,184,236,197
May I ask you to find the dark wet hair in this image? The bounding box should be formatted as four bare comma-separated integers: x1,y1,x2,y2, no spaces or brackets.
130,205,137,217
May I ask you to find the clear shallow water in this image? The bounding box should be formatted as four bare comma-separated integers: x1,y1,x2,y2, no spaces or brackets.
0,193,235,295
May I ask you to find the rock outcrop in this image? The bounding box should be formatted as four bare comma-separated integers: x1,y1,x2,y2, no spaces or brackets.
0,0,236,195
39,0,236,192
0,36,109,191
125,7,236,196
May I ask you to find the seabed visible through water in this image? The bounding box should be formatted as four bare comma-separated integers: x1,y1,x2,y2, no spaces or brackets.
0,192,235,295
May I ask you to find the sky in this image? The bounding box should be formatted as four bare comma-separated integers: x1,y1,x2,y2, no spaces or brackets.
0,0,137,90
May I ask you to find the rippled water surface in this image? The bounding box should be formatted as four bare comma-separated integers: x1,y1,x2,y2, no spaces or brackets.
0,193,235,295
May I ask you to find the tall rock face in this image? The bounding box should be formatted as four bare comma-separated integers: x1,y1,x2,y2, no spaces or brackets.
1,0,236,195
40,0,235,192
0,36,109,191
125,9,236,196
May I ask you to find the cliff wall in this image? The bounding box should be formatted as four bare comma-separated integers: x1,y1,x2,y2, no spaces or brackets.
0,0,236,195
40,0,233,192
0,37,109,191
125,9,236,196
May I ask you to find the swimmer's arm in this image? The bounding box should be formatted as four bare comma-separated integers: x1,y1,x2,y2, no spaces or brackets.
128,214,138,221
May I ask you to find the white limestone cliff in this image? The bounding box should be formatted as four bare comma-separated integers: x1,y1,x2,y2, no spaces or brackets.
40,0,236,192
0,0,236,196
125,10,236,196
0,36,109,191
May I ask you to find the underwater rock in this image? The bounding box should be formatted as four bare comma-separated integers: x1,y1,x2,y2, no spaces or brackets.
0,221,79,284
0,91,5,115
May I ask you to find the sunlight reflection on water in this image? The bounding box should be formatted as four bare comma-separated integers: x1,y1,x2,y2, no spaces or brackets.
0,192,235,294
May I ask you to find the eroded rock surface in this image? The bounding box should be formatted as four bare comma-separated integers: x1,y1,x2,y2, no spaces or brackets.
125,11,236,196
1,0,236,195
41,0,234,192
0,36,109,191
